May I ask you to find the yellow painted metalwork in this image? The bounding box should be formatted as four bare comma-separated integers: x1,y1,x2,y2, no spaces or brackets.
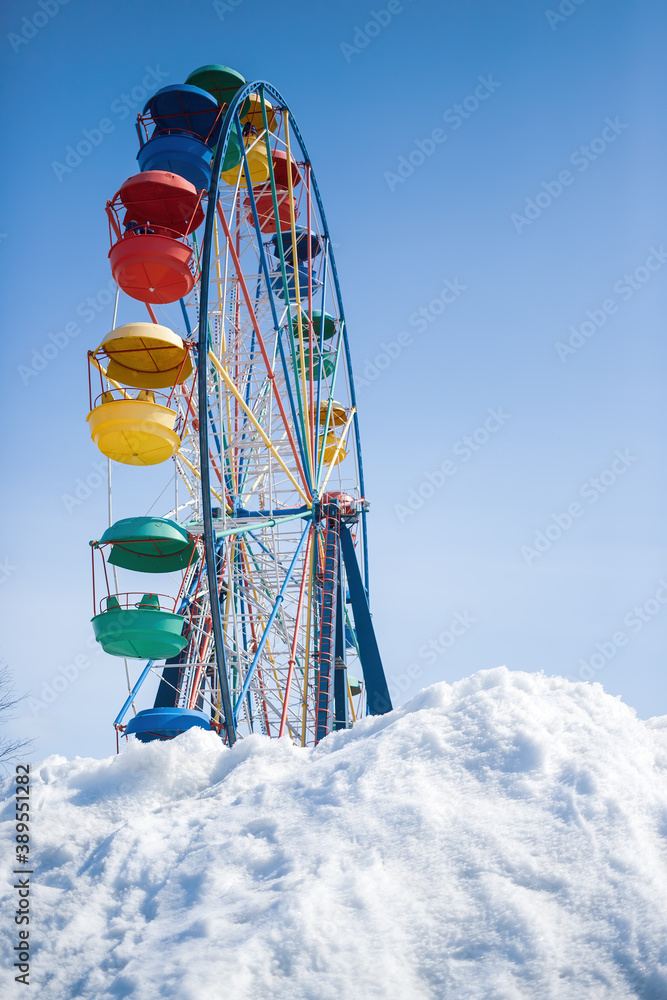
347,679,357,723
176,452,229,512
98,323,193,389
301,525,317,746
212,213,236,495
245,430,289,500
238,534,286,734
213,216,225,348
283,109,314,482
208,351,311,505
86,399,180,466
224,388,238,497
87,353,131,398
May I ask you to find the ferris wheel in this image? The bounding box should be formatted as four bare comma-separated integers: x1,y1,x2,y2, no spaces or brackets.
85,64,392,748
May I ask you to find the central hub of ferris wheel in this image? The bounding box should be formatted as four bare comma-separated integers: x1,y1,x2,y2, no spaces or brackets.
84,63,392,749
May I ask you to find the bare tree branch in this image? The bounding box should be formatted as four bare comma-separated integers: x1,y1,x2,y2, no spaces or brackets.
0,664,35,772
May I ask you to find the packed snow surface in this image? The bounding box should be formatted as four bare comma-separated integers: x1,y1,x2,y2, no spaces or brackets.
2,668,667,999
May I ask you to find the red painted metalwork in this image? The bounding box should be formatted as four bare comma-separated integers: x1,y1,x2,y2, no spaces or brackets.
105,178,200,305
306,162,315,465
326,492,357,517
215,201,311,498
237,541,272,737
94,592,179,616
244,183,294,233
315,498,341,743
136,100,222,147
278,526,313,738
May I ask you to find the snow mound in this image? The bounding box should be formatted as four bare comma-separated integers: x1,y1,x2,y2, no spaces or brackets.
2,667,667,999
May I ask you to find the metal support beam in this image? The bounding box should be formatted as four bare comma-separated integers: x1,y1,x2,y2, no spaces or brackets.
315,499,341,742
153,652,185,708
333,562,347,731
232,521,311,723
340,523,392,715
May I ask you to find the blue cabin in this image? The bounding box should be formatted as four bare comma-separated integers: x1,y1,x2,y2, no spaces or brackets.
137,83,241,189
271,264,322,302
126,707,211,743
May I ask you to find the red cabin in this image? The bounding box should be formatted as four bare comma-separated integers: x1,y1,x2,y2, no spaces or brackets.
119,171,204,234
271,149,301,189
244,183,296,233
106,171,203,304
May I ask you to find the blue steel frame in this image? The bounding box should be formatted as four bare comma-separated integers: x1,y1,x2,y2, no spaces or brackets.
197,83,330,743
196,81,391,740
112,80,391,745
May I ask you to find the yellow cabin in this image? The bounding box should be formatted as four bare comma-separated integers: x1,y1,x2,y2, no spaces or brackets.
240,94,277,133
97,323,193,390
319,430,347,467
315,399,348,428
220,136,270,187
87,393,181,466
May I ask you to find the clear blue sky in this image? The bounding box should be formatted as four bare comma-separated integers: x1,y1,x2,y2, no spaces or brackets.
1,0,666,760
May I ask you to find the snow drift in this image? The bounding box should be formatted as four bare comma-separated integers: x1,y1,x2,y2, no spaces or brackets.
2,667,667,999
